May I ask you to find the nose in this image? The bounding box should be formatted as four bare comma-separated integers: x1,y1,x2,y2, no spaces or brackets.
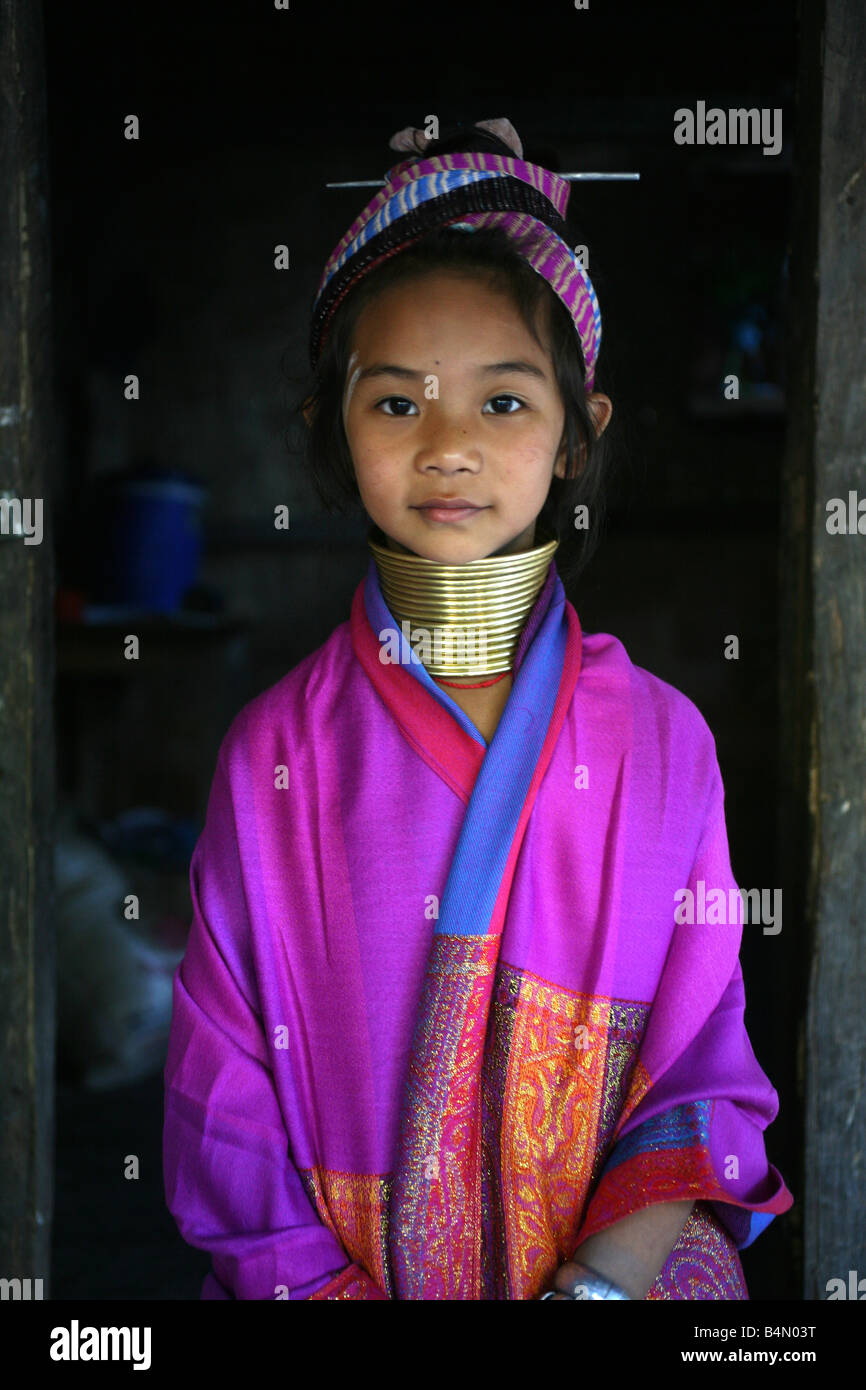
415,410,482,474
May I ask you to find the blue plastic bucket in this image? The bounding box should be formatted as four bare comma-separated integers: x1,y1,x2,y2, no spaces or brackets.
106,475,205,612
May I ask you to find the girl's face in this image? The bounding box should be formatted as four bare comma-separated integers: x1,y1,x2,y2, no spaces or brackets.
341,269,611,564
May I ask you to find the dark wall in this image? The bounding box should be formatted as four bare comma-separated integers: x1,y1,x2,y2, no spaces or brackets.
45,0,800,1297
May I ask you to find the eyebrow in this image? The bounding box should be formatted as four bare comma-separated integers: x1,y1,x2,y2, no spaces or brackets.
355,360,547,383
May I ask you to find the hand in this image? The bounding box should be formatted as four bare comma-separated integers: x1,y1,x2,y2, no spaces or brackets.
538,1200,694,1300
538,1260,608,1300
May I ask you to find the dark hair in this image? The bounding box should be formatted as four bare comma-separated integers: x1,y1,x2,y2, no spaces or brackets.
293,126,613,588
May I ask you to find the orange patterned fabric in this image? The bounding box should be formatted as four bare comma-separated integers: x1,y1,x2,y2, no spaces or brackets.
488,968,651,1298
301,1169,393,1296
299,960,694,1300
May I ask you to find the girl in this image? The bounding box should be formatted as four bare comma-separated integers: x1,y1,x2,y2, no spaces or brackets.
163,117,792,1300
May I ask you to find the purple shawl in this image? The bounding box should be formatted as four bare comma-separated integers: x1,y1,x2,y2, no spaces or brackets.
163,561,792,1299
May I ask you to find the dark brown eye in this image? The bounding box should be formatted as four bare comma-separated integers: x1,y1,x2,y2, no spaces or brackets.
377,397,417,416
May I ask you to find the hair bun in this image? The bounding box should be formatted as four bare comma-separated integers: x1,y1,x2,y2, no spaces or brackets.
387,117,524,161
473,118,523,158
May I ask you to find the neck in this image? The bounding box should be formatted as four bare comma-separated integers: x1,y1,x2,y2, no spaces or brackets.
368,527,558,678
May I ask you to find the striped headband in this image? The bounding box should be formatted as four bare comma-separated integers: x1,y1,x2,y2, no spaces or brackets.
310,150,603,391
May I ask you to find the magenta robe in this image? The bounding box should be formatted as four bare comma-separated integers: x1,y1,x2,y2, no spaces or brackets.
163,560,792,1299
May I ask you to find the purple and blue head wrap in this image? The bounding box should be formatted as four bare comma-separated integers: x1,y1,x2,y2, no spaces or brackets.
311,138,603,391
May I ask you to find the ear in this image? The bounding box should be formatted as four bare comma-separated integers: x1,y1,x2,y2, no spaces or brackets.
586,392,613,439
301,396,316,428
554,393,613,480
